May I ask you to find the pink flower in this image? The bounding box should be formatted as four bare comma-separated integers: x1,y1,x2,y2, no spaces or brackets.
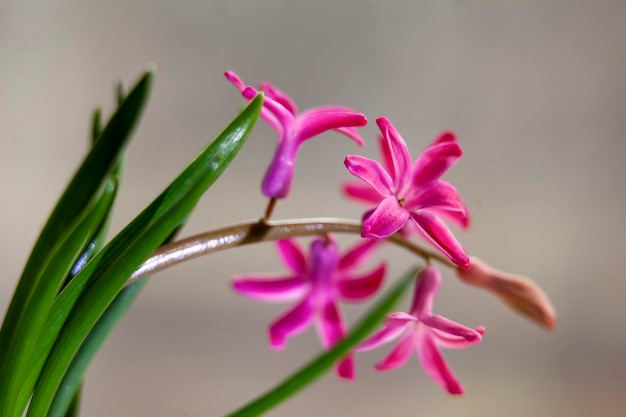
456,257,556,330
344,117,470,268
232,235,385,380
358,266,484,395
225,70,367,199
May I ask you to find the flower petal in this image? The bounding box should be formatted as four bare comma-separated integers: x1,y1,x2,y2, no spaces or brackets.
232,275,308,302
276,239,307,273
362,196,410,239
421,314,482,342
409,266,441,316
337,263,386,301
431,326,485,349
242,86,295,138
335,126,365,145
342,182,385,205
336,355,355,381
412,141,463,187
376,117,412,192
269,300,313,350
316,302,347,350
417,332,464,395
344,155,394,197
377,133,394,174
410,210,469,269
405,180,465,215
338,238,380,270
258,81,298,115
224,72,284,137
374,331,416,371
296,107,367,144
357,317,409,351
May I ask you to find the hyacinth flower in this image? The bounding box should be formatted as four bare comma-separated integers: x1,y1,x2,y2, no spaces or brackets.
344,117,470,268
456,257,556,330
225,70,367,200
232,235,385,380
358,266,484,394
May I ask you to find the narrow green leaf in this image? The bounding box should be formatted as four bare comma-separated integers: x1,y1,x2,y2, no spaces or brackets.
48,223,187,417
0,69,153,390
227,266,418,417
0,180,118,416
46,278,148,417
25,95,263,417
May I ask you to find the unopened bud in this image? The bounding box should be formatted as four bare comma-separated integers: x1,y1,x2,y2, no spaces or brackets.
456,257,556,330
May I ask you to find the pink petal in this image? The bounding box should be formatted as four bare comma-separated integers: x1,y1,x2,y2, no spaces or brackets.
269,300,313,350
357,317,409,351
225,74,283,136
344,155,394,198
242,86,295,137
258,81,298,115
232,275,307,302
337,263,386,301
405,180,465,215
296,107,367,144
431,326,485,349
336,355,355,381
277,239,307,273
376,117,412,192
429,130,456,147
409,266,441,316
362,196,410,239
341,182,386,205
410,211,470,269
377,133,394,173
316,302,347,350
385,311,419,324
335,126,365,145
374,331,416,371
417,331,464,395
338,238,380,270
421,314,482,342
411,141,463,187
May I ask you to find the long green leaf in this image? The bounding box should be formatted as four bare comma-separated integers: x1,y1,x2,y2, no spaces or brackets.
0,179,118,416
0,69,153,394
48,222,186,417
227,266,418,417
25,94,263,417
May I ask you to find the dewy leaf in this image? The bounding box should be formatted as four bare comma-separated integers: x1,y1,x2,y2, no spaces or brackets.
0,68,153,391
227,266,418,417
24,94,263,417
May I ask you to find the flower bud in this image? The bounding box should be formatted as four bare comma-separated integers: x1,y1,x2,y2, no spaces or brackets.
456,257,556,330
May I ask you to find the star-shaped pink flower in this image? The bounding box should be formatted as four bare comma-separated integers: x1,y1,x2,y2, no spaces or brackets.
232,236,385,380
357,266,484,394
225,71,367,199
344,117,470,268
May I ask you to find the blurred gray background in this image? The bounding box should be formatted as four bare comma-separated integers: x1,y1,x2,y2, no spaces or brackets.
1,1,625,416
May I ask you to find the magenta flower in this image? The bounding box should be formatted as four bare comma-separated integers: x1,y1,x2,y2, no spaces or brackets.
225,70,368,199
357,266,484,394
344,117,470,268
232,235,385,380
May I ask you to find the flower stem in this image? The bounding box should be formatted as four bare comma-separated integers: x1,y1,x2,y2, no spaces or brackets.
127,218,452,287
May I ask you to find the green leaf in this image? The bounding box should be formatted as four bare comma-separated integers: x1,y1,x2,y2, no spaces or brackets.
0,180,118,416
48,222,187,417
24,94,263,417
46,278,148,417
227,266,418,417
0,68,153,398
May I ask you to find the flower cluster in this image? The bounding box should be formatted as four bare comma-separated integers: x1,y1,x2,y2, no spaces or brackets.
226,71,555,394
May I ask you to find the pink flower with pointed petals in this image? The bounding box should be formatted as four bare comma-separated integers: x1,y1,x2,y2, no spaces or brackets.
232,235,385,380
357,266,484,394
344,117,470,268
225,70,367,199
